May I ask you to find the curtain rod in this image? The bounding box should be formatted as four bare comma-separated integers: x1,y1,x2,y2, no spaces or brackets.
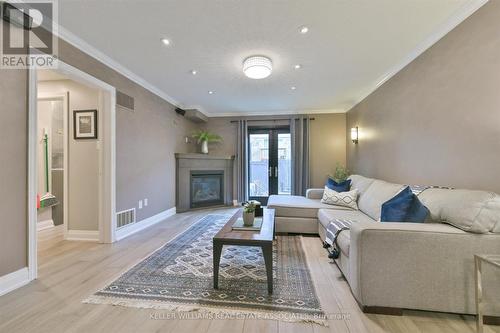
229,118,315,123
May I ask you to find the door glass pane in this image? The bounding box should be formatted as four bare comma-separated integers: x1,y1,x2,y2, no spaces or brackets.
249,133,269,197
278,133,291,195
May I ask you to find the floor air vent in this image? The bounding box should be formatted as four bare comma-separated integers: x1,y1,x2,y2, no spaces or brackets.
116,208,136,229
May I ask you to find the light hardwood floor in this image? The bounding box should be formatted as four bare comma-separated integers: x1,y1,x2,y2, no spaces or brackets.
0,208,498,333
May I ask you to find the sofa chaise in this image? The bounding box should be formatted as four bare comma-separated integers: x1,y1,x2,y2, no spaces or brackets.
267,175,500,318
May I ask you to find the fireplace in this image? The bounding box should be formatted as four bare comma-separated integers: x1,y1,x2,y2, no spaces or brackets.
190,170,224,208
175,153,234,212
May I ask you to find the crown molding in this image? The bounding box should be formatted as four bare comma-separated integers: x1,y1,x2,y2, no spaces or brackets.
207,108,346,118
345,0,489,113
56,25,185,110
36,19,348,119
14,2,190,114
53,0,487,118
57,25,212,117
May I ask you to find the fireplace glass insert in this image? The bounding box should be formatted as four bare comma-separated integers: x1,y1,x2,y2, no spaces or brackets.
190,170,224,208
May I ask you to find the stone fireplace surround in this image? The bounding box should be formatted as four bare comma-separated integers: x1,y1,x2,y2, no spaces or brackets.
175,153,235,212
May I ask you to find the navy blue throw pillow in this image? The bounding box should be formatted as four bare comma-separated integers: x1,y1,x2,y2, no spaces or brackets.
380,186,429,223
326,178,351,192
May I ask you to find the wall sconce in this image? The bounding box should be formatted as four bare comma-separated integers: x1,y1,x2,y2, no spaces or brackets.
351,127,359,144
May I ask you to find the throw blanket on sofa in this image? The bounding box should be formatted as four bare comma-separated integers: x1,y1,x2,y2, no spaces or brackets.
325,219,353,259
408,185,453,195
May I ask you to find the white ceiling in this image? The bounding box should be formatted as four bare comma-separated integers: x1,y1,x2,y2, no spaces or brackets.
57,0,483,116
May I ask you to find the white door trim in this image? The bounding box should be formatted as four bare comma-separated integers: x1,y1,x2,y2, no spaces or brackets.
28,60,117,282
28,68,38,281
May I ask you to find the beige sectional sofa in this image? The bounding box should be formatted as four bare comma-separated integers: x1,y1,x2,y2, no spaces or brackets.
267,175,500,317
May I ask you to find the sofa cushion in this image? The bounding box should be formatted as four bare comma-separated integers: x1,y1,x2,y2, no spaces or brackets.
267,195,350,219
326,178,351,192
317,209,375,256
358,180,404,220
348,175,375,197
419,188,500,233
321,187,359,210
336,232,351,257
381,186,429,223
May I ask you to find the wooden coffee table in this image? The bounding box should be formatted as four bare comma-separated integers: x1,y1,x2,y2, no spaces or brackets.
213,208,275,293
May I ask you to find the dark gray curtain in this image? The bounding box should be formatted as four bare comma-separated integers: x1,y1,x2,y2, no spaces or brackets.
290,116,310,196
235,120,248,203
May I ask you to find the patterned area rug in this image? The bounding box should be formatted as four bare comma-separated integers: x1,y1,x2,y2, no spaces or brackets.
84,214,325,323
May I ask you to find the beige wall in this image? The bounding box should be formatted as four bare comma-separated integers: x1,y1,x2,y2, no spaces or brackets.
57,40,198,221
202,114,347,190
310,114,346,188
59,41,195,220
38,80,100,231
0,34,197,277
0,38,27,275
113,84,197,221
198,117,238,157
347,0,500,193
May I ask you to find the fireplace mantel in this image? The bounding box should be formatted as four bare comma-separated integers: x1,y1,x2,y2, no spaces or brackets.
175,153,235,212
175,153,234,160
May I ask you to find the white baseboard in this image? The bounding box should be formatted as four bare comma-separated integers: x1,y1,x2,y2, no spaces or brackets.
37,219,54,231
66,230,100,242
115,207,176,241
0,267,30,297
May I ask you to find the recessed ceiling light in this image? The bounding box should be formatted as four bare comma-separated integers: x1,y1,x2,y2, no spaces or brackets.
190,70,197,75
161,38,171,46
299,26,309,34
243,55,273,79
208,90,214,94
291,86,297,90
294,64,302,69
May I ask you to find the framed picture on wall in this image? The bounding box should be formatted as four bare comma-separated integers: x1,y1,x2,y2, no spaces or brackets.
73,110,97,139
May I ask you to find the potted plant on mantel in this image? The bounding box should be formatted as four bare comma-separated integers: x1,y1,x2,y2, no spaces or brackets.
242,201,256,226
192,130,222,154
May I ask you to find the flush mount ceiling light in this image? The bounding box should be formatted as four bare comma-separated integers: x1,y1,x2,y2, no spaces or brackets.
290,86,297,90
299,26,309,34
190,69,197,75
161,38,170,46
243,56,273,79
294,64,302,69
208,90,215,95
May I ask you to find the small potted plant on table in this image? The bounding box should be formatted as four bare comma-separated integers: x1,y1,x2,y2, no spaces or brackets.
242,201,256,226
